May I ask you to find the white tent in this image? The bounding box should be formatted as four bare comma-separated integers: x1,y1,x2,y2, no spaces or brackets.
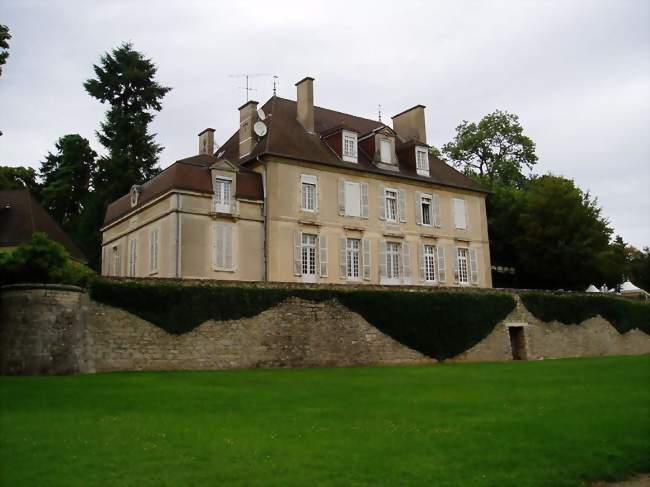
585,284,599,293
621,280,642,293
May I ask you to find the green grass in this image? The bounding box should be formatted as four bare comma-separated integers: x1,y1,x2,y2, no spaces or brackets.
1,356,649,486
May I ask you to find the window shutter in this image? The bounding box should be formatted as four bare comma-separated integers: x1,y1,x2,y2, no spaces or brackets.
293,231,302,276
454,198,467,230
469,248,479,285
361,182,369,219
437,246,446,283
419,243,426,282
398,189,406,223
224,224,233,270
379,240,387,278
362,238,371,281
154,230,159,272
453,247,460,283
115,248,121,277
319,234,328,277
402,241,411,283
149,231,155,272
339,237,347,278
338,178,346,216
214,224,224,269
378,185,385,220
299,174,304,210
432,194,441,228
415,192,422,225
315,176,319,213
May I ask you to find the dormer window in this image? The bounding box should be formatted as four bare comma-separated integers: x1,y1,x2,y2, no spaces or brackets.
416,147,429,176
214,177,232,213
380,138,392,164
342,130,358,163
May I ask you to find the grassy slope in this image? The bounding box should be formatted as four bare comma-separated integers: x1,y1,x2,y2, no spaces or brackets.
1,356,648,487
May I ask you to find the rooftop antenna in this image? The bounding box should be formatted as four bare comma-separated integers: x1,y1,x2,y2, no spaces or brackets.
378,104,382,123
228,73,271,102
272,75,279,96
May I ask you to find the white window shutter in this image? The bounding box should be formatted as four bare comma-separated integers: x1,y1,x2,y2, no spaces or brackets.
319,234,328,277
453,247,460,283
419,243,426,282
293,231,302,276
469,248,479,285
214,224,224,269
432,194,441,228
362,238,371,281
149,231,155,272
339,237,347,278
379,240,387,278
361,182,369,219
398,189,406,223
454,198,467,230
315,176,320,213
402,241,411,283
415,192,422,225
378,185,385,220
338,178,346,216
224,224,233,270
437,246,446,283
299,174,303,210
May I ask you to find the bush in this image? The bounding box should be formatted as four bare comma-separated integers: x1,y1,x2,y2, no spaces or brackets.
519,292,650,335
88,279,516,360
0,233,94,287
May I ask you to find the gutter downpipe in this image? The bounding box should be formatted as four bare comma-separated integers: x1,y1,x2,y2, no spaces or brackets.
256,156,268,283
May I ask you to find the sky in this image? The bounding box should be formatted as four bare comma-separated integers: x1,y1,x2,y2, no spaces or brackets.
1,0,649,247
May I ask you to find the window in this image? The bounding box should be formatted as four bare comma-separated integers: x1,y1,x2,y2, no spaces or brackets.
386,242,401,280
128,238,137,277
213,223,234,271
346,238,361,279
416,147,429,176
342,131,358,163
301,175,317,212
344,181,361,217
421,194,432,226
385,189,398,221
301,233,317,278
456,247,469,284
214,178,232,213
149,228,159,274
112,245,120,277
453,198,467,230
424,245,436,282
380,138,392,163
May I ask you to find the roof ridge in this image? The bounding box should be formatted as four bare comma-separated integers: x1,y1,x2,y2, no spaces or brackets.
273,96,383,128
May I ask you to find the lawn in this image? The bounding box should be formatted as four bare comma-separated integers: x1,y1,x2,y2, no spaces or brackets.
1,356,649,486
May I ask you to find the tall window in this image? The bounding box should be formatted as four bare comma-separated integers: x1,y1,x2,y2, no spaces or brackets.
213,223,234,271
386,242,400,279
424,244,436,282
343,131,358,163
128,239,137,277
214,178,232,213
112,245,120,277
416,147,429,175
453,198,467,230
344,181,361,217
385,189,398,221
346,238,360,279
457,247,469,284
301,233,317,277
149,228,159,274
421,194,432,226
380,138,392,163
302,181,316,211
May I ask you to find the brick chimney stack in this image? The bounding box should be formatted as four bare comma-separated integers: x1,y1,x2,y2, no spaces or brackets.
238,100,258,158
295,76,315,133
198,128,215,155
391,105,427,144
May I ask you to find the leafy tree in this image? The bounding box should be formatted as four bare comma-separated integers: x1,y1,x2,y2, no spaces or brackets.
515,175,612,290
628,246,650,292
40,134,97,228
84,42,171,204
0,165,40,195
443,110,538,187
0,24,10,77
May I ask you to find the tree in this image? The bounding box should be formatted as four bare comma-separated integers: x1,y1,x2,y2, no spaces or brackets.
84,42,171,204
515,175,612,290
628,246,650,292
0,24,10,77
443,110,538,187
0,166,40,194
40,134,97,228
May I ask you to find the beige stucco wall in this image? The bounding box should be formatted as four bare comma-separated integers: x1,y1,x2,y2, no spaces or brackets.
264,157,492,287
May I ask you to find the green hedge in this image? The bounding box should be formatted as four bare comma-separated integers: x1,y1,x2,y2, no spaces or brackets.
88,279,516,360
519,292,650,335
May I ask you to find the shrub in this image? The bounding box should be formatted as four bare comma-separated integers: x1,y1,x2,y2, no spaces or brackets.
89,279,517,360
0,232,94,287
519,292,650,335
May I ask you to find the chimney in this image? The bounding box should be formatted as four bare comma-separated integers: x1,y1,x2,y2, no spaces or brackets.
238,100,258,158
198,128,215,155
391,105,427,144
295,76,315,133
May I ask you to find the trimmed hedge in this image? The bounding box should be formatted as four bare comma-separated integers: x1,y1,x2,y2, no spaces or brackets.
88,279,517,360
519,292,650,335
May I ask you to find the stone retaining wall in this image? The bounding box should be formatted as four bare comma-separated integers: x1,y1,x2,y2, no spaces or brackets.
1,285,649,375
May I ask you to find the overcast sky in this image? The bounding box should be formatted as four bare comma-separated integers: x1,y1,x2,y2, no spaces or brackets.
1,0,649,247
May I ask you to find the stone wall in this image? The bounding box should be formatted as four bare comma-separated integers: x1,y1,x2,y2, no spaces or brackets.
1,285,649,375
